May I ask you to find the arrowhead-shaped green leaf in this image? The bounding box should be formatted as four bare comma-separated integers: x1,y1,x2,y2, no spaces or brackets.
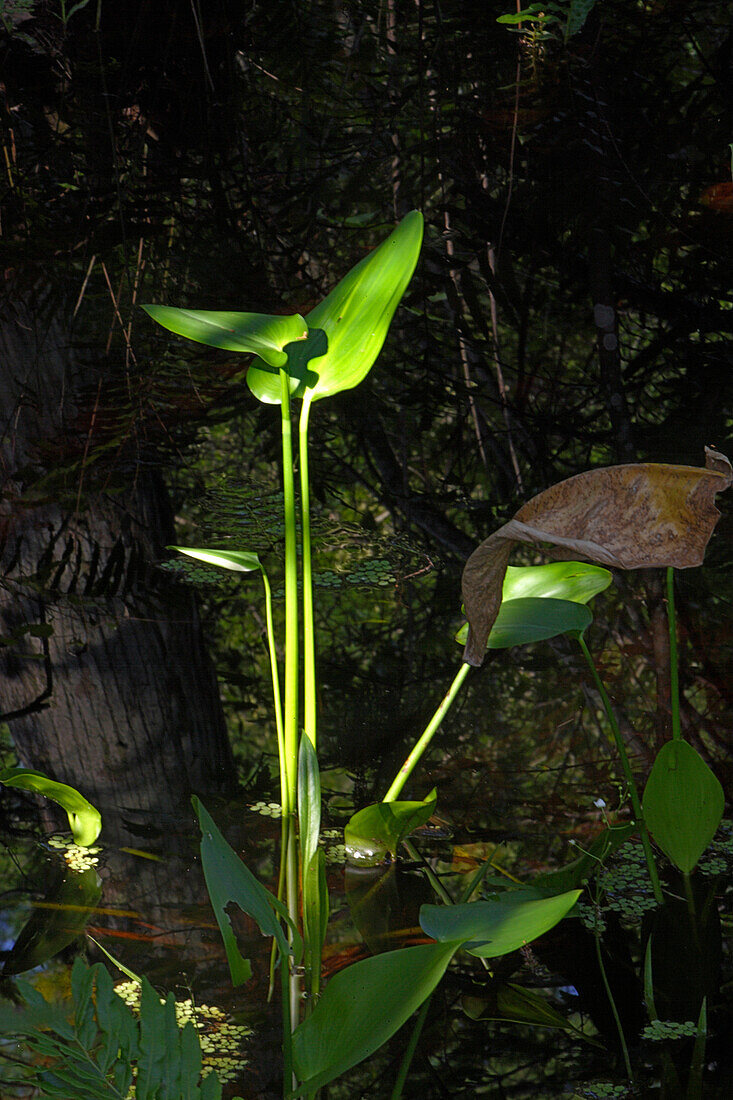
643,740,724,873
169,546,261,573
291,941,458,1095
455,596,592,650
248,210,423,404
420,887,581,958
344,789,437,865
142,306,308,369
0,768,101,846
502,561,612,604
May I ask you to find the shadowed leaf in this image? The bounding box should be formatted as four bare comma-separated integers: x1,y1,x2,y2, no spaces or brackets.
462,449,731,665
643,741,724,873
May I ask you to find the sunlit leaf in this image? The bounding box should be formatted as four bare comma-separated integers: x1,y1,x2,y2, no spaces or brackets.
455,597,592,650
462,449,732,665
502,561,612,604
419,887,581,958
0,768,101,846
247,210,424,404
643,741,724,873
168,546,261,573
344,789,437,865
142,306,308,368
290,941,459,1095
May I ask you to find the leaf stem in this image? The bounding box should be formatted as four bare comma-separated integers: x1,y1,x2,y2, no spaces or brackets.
666,567,682,741
260,567,286,810
577,635,663,907
280,370,299,815
299,396,316,750
390,995,432,1100
383,662,472,803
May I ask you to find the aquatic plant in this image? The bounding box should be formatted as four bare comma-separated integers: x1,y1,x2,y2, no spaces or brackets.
144,213,582,1097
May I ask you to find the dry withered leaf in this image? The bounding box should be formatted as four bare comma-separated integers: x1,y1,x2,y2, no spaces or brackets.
462,448,732,666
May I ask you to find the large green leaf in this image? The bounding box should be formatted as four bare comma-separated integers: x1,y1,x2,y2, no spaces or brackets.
290,941,458,1095
248,210,424,404
0,768,101,846
643,740,724,873
501,561,612,604
455,597,592,650
344,789,437,866
192,797,297,985
419,887,581,958
142,306,308,368
169,546,262,573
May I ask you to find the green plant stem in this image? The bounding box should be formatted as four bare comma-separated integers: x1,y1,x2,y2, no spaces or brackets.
666,567,682,741
682,870,702,954
384,662,472,803
577,636,664,907
390,994,432,1100
280,370,299,815
261,567,287,810
280,903,294,1099
299,395,317,750
593,916,634,1084
285,816,301,1032
402,838,452,904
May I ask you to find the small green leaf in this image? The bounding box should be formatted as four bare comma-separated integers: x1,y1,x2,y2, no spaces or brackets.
291,941,459,1095
420,887,581,958
455,597,592,650
169,546,262,573
142,306,308,368
501,561,612,604
344,789,437,865
0,768,101,846
248,210,423,404
643,741,724,873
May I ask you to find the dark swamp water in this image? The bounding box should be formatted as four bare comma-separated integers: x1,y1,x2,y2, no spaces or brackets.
1,2,733,1096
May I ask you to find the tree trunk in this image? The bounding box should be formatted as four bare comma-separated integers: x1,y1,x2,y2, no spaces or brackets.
0,295,236,839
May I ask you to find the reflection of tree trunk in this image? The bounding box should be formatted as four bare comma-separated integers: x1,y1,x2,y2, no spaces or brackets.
0,297,235,837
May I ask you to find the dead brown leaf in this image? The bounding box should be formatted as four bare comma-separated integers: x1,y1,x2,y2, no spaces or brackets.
462,448,732,666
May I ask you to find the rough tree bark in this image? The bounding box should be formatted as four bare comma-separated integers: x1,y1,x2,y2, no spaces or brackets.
0,292,236,837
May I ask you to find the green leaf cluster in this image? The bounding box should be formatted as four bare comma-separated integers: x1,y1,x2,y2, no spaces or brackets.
0,958,222,1099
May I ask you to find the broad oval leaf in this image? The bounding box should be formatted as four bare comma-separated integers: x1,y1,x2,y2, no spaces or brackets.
0,768,101,846
455,596,592,650
420,887,581,958
169,546,261,573
643,741,724,873
462,449,732,665
502,561,612,604
344,789,437,866
142,306,308,369
248,210,424,404
291,941,459,1095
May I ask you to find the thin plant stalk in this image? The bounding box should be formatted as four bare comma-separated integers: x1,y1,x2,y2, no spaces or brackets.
577,635,664,907
279,906,294,1099
593,913,634,1083
299,395,317,750
390,995,432,1100
666,567,682,741
280,371,299,815
260,567,287,809
383,662,472,803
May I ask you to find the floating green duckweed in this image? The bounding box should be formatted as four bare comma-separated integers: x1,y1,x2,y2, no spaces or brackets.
48,835,101,873
642,1019,698,1041
597,841,658,919
574,1084,631,1099
249,800,282,818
